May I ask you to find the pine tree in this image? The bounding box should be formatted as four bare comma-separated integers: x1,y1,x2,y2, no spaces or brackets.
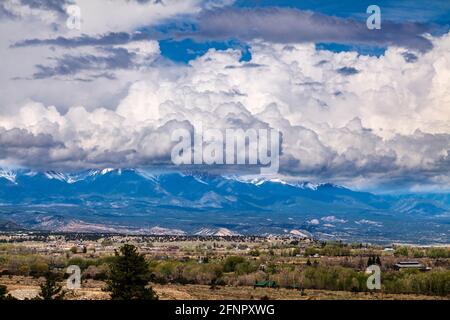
367,256,374,266
375,256,382,266
38,272,65,300
105,244,158,300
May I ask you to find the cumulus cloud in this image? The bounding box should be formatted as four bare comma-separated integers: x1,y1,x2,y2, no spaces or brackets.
0,32,449,190
0,1,449,191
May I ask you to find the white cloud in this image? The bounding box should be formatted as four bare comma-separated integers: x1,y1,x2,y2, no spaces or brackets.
69,0,202,35
1,35,450,183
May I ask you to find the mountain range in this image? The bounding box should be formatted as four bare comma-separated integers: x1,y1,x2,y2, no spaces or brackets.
0,168,448,244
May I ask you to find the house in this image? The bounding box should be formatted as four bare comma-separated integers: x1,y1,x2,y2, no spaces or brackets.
254,281,278,289
394,261,430,271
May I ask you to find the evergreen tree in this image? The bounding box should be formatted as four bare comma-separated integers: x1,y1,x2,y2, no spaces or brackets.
306,259,312,266
105,244,158,300
367,256,374,266
375,256,382,266
38,272,65,300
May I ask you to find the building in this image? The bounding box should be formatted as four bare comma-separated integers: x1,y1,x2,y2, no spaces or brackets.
394,261,430,271
254,281,278,289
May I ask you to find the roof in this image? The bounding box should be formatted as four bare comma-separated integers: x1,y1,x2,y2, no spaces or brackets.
254,281,277,287
397,261,423,265
394,261,426,269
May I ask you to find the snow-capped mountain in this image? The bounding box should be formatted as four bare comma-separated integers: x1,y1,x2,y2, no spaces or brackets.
0,168,448,243
0,169,17,184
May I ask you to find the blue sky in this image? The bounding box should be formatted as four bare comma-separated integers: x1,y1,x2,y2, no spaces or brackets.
234,0,450,22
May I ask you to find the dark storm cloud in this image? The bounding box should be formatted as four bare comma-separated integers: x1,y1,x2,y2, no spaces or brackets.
336,67,360,76
190,8,433,52
402,52,419,63
33,48,135,79
13,32,154,48
225,63,266,69
0,3,15,19
0,127,62,148
18,0,73,14
0,0,73,20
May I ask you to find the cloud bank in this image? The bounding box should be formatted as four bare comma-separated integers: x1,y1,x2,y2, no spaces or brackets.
0,0,449,191
0,33,449,190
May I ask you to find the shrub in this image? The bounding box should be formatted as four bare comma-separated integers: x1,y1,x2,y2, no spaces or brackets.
223,256,245,272
394,246,409,257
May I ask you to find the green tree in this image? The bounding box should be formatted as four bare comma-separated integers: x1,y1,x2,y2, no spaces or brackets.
105,244,158,300
37,272,65,300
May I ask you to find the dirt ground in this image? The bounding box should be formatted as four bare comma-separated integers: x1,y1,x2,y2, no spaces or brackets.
153,284,449,300
1,276,448,300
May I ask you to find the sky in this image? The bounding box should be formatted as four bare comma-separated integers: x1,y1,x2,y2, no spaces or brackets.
0,0,449,192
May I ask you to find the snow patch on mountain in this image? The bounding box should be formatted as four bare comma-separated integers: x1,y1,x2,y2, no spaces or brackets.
289,229,312,238
0,169,17,183
146,226,186,235
355,219,382,227
195,227,241,236
321,216,347,223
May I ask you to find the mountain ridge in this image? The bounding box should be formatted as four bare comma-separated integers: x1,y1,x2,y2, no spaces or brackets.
0,168,448,244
